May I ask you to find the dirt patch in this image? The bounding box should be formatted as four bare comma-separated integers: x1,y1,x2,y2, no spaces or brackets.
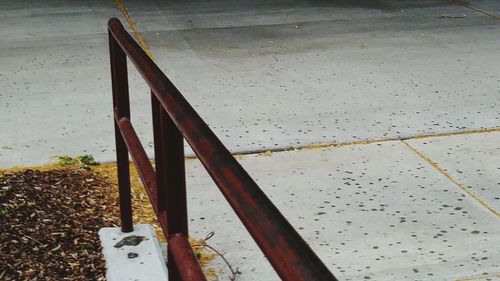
0,168,119,280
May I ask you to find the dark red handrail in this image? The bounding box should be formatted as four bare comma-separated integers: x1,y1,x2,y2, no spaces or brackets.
108,17,338,281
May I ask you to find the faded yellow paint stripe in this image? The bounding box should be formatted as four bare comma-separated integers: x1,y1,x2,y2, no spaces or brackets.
455,273,500,281
113,0,156,60
220,128,500,158
464,5,500,19
301,128,500,150
402,140,499,217
299,128,500,151
448,0,500,20
408,128,500,140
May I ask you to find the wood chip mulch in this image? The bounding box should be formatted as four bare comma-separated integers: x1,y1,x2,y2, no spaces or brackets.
0,168,119,280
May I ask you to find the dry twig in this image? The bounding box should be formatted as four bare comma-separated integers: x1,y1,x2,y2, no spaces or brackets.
192,232,242,281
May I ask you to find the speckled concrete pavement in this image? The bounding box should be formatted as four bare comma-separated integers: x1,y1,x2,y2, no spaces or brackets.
1,0,499,166
1,0,499,280
185,135,499,281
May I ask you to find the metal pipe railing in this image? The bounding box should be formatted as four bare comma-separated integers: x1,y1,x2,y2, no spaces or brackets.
169,234,208,281
108,17,338,281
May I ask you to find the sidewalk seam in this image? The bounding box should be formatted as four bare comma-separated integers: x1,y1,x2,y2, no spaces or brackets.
401,140,499,217
455,272,500,281
447,0,500,20
212,128,500,159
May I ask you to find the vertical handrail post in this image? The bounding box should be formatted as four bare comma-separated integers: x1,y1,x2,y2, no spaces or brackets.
109,30,133,233
163,109,188,235
161,92,188,281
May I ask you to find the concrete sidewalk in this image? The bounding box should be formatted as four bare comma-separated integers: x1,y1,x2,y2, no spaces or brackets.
1,0,499,167
184,133,499,281
1,0,499,280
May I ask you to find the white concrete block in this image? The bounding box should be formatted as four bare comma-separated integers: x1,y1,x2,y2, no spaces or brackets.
99,224,168,281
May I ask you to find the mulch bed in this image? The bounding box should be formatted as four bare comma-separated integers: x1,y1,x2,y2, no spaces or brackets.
0,168,118,280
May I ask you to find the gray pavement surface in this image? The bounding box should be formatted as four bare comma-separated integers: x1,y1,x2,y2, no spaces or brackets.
1,0,499,167
1,0,499,280
134,0,500,156
1,0,122,167
186,141,499,281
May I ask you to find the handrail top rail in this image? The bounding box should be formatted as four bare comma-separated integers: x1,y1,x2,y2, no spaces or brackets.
108,17,337,281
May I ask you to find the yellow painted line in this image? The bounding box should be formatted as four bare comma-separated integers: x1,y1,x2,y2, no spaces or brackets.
408,128,500,140
448,0,500,20
301,127,500,150
183,137,397,160
401,140,499,217
302,138,392,150
113,0,156,60
217,128,500,158
455,273,500,281
464,5,500,20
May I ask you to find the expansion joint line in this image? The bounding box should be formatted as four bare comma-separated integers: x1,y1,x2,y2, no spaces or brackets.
447,0,500,20
218,128,500,159
401,140,499,217
455,273,500,281
113,0,156,60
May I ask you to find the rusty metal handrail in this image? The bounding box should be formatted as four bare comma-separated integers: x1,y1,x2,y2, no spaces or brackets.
108,17,338,281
